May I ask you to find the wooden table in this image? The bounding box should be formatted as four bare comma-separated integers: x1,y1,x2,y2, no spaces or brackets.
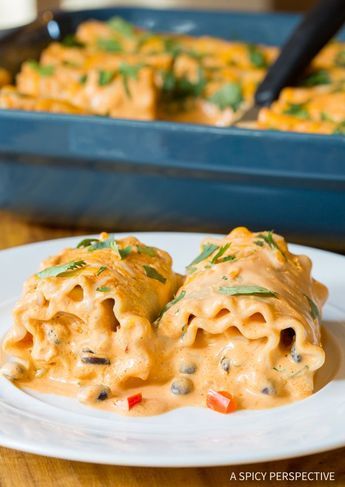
0,210,344,487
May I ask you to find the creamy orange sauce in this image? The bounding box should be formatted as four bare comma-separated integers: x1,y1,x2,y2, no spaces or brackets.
1,228,328,416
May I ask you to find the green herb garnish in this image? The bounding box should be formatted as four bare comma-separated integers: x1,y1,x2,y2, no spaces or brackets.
256,231,285,259
107,17,135,37
320,111,333,122
333,121,345,135
155,290,186,325
61,34,85,48
186,243,219,272
137,245,157,257
79,74,88,84
219,255,236,263
119,62,144,97
208,82,243,111
283,103,309,119
163,37,182,57
98,70,116,86
254,240,264,247
218,285,278,297
27,60,54,77
161,67,206,101
247,44,267,68
210,243,235,264
97,38,123,53
305,295,320,320
143,265,166,284
77,238,100,249
37,260,86,279
335,50,345,67
301,69,331,87
96,286,111,293
96,266,107,276
87,237,131,259
119,245,132,258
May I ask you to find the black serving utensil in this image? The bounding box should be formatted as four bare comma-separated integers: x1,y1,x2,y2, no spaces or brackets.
241,0,345,121
0,10,73,76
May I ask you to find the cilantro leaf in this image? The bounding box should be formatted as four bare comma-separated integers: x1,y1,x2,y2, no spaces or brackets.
97,38,123,53
37,260,86,279
96,286,111,292
335,50,345,67
155,290,186,325
96,266,107,276
61,34,85,48
143,265,166,284
137,245,157,257
218,285,278,297
283,103,309,119
333,121,345,135
247,44,267,68
119,62,144,97
211,243,231,264
27,60,54,77
305,295,320,320
301,69,331,87
208,82,243,111
161,66,206,101
77,238,100,249
107,17,135,37
256,231,285,259
186,243,219,272
98,70,116,86
87,237,131,259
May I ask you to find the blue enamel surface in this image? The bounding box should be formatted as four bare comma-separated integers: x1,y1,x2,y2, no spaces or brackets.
0,7,344,249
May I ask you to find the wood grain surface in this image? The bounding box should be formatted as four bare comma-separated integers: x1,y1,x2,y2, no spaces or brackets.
0,210,344,487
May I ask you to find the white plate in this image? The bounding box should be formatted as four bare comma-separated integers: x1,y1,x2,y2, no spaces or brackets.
0,232,344,467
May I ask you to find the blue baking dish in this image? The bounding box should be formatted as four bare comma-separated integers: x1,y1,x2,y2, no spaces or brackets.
0,7,344,250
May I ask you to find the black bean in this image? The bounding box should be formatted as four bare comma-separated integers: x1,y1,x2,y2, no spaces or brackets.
97,390,109,401
81,356,110,365
179,361,196,374
261,384,276,396
291,345,302,363
171,377,193,395
220,357,231,373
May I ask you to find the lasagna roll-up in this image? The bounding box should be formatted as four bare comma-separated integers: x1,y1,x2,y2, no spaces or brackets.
3,234,181,395
158,227,328,409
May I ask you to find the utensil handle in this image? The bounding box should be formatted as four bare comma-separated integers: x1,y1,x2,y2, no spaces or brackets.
256,0,345,106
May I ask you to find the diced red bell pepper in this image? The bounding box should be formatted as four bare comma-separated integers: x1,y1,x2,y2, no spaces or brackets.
206,389,237,414
127,393,142,410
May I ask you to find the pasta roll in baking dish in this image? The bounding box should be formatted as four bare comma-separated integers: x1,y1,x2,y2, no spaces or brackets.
157,227,328,409
3,233,181,392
